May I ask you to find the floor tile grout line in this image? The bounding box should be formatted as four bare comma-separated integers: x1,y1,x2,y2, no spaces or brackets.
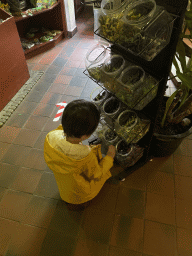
142,187,148,254
0,180,191,231
0,186,59,200
173,154,179,256
3,7,192,255
107,211,118,254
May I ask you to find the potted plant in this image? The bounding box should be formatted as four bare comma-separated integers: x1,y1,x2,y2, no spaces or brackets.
153,2,192,157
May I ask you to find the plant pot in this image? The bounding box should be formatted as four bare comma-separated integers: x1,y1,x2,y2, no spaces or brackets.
152,124,192,157
115,140,144,167
133,75,159,110
115,73,158,110
123,0,156,29
103,128,119,146
91,88,110,108
152,97,192,157
117,66,145,92
115,110,151,143
103,96,121,127
115,110,139,142
101,0,130,17
100,54,125,93
85,44,108,81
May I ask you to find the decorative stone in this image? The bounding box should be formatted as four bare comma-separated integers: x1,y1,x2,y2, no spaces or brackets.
181,118,191,127
0,71,44,127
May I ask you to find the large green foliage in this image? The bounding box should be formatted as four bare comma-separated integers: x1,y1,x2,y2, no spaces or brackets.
161,4,192,127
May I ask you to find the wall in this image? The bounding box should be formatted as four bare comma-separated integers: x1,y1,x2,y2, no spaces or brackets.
63,0,76,34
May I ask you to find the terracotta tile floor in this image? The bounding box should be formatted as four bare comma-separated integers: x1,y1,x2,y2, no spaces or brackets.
1,6,192,256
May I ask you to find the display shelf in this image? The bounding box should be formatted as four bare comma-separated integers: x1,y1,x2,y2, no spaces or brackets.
96,124,146,169
14,2,59,22
83,53,161,112
100,119,151,147
89,122,151,179
0,7,29,111
14,0,67,58
98,111,151,145
23,32,63,59
87,0,188,180
117,153,150,180
95,6,177,61
90,88,152,171
84,68,160,124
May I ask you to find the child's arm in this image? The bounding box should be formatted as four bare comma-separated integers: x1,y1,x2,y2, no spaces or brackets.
81,145,115,182
72,146,116,197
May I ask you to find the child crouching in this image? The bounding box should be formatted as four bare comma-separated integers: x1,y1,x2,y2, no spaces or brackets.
44,99,116,205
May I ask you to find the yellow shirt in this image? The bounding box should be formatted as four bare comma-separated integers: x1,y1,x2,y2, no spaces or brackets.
48,129,91,160
44,125,113,204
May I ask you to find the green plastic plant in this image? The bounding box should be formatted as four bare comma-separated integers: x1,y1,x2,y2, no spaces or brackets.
161,3,192,127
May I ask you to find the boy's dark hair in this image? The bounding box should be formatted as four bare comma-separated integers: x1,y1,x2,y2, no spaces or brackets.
62,99,100,138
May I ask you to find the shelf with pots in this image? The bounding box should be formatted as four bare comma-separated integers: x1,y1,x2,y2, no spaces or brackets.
88,84,152,170
96,123,145,169
85,0,188,179
84,45,161,117
83,43,160,173
95,0,177,61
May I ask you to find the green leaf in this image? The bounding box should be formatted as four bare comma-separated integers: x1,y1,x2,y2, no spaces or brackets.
30,0,37,7
172,56,180,73
161,90,179,127
36,6,43,10
184,42,192,58
185,10,192,19
181,34,192,39
178,88,189,110
176,40,187,73
185,20,192,34
177,72,192,90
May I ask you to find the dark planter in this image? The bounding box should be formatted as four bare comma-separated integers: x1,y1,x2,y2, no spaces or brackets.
151,95,192,157
152,128,192,157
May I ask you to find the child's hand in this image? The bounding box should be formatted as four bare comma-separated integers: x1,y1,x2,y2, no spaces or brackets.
107,145,116,159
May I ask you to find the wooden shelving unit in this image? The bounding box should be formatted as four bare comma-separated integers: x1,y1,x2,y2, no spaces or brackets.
14,2,59,22
0,7,30,111
24,32,64,59
14,0,67,59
